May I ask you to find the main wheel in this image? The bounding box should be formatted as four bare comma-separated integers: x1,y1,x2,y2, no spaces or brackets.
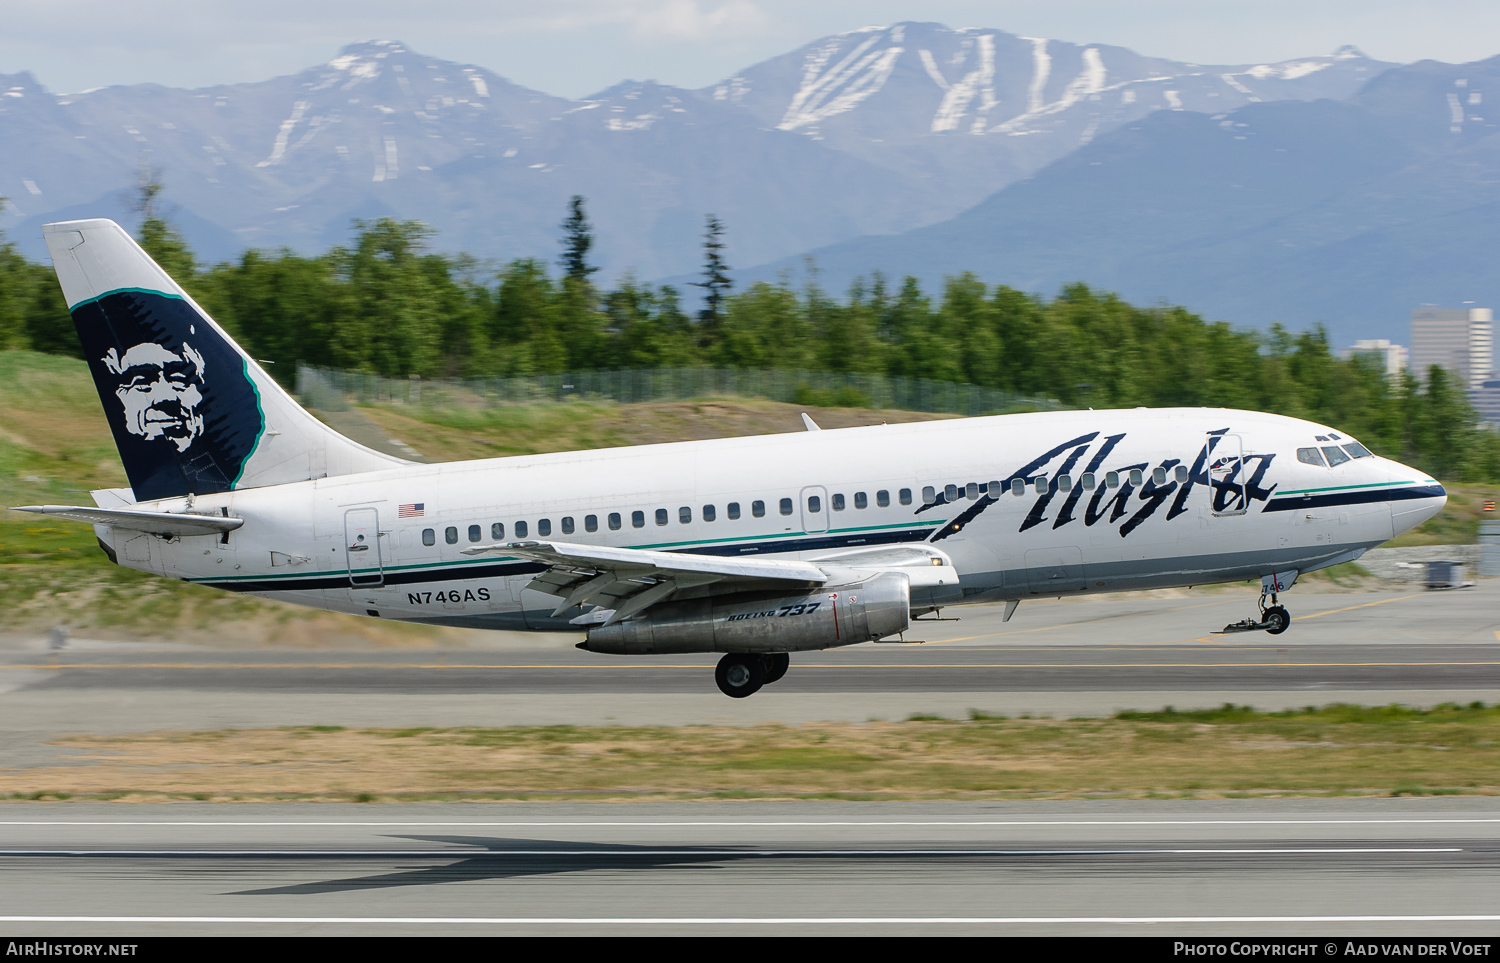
715,653,766,698
762,653,790,685
1263,605,1290,635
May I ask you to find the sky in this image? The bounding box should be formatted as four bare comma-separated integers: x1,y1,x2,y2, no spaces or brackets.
2,0,1499,99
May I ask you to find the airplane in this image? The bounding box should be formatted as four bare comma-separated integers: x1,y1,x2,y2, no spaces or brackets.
17,219,1447,697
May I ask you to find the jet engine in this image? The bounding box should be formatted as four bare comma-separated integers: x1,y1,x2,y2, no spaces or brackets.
580,571,910,655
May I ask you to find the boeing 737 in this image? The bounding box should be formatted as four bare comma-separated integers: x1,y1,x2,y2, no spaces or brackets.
18,219,1447,697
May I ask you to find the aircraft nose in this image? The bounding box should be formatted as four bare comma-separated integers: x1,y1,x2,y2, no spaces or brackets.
1387,459,1446,538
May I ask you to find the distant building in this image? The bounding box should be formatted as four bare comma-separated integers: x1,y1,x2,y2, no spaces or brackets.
1342,339,1409,378
1474,378,1500,428
1410,306,1493,391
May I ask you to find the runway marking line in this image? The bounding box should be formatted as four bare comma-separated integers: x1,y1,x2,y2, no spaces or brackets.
1,915,1497,925
1292,594,1423,621
1,818,1495,827
7,660,1499,670
0,847,1460,857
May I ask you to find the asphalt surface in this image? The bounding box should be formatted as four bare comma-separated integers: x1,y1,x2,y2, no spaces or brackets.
0,800,1496,936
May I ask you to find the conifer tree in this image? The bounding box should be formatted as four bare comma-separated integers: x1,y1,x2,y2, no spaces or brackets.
559,196,596,282
692,215,731,342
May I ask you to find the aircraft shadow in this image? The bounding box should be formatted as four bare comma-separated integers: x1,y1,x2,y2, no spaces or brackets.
231,834,767,895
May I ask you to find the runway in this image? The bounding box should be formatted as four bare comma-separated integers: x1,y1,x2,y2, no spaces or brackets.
0,800,1496,935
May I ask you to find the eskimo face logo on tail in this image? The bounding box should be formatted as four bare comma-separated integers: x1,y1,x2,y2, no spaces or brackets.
72,290,263,501
101,341,207,452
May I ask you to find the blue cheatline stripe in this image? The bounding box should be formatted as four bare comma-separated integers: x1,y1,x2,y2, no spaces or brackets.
1263,484,1445,512
197,525,942,594
68,286,182,311
232,354,267,490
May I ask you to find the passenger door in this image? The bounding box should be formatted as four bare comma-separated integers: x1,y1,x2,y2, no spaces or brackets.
344,507,384,587
800,485,830,534
1209,433,1247,516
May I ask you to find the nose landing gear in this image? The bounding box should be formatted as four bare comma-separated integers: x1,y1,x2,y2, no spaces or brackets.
1218,588,1291,635
714,653,791,697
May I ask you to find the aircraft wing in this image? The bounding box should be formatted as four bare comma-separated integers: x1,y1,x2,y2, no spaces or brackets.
463,539,829,625
13,505,244,537
463,539,957,626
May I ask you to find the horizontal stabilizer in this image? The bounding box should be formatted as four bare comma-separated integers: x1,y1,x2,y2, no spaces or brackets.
14,505,244,537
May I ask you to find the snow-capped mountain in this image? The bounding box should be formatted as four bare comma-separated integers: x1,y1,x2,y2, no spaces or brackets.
730,53,1500,347
0,26,1396,282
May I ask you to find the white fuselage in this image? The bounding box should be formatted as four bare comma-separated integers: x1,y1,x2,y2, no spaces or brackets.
93,407,1445,635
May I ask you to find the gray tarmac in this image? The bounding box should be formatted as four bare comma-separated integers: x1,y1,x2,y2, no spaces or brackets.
0,799,1495,936
0,585,1495,936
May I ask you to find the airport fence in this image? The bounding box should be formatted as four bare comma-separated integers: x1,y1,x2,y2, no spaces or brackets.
296,365,1067,417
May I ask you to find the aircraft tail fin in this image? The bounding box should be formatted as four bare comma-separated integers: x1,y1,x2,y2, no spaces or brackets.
43,218,406,503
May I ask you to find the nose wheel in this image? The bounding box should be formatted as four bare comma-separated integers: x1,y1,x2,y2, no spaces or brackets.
1218,590,1292,635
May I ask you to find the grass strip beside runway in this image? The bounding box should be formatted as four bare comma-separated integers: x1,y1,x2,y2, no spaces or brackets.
5,702,1499,803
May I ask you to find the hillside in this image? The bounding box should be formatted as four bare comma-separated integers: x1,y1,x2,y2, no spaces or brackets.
734,55,1500,347
0,26,1391,281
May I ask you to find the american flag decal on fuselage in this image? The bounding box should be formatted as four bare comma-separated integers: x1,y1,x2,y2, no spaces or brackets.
398,503,425,518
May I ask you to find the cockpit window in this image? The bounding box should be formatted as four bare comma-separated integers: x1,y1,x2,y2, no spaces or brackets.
1297,447,1326,467
1342,441,1373,459
1321,445,1351,467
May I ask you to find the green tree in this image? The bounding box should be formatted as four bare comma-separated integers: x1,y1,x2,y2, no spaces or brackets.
558,195,597,283
692,215,731,344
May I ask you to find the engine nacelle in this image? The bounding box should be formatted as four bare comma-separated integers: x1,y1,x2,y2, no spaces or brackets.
581,572,911,655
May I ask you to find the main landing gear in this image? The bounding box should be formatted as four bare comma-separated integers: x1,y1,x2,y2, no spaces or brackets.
715,653,790,698
1218,588,1291,636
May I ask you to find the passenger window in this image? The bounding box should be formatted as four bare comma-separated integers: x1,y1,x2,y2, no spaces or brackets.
1057,475,1072,493
752,500,765,518
944,484,958,501
807,495,821,513
631,511,644,528
1081,473,1096,491
703,504,716,522
679,506,692,524
491,522,504,541
1106,471,1119,489
467,524,481,543
966,482,979,499
1343,442,1373,459
779,498,793,516
585,515,598,533
422,528,435,546
538,518,551,536
609,512,622,531
1011,478,1025,496
1128,469,1143,487
854,492,867,509
1322,446,1351,467
899,488,912,505
655,508,668,526
1152,467,1167,485
877,490,890,507
515,520,528,538
1174,466,1189,483
987,481,1001,497
562,517,575,535
445,526,458,545
1033,475,1048,494
922,486,936,504
1297,447,1325,466
832,494,845,511
728,502,741,519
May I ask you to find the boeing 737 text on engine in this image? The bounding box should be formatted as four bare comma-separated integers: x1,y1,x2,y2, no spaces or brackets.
18,220,1447,697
